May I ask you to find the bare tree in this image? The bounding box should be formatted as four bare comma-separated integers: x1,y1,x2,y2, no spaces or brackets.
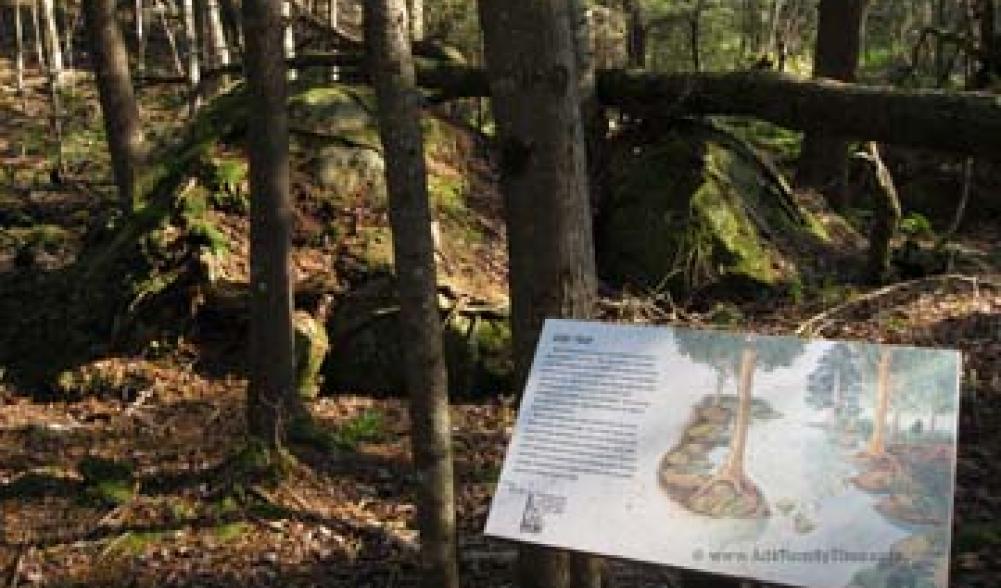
364,1,460,585
478,0,599,586
243,0,297,446
83,0,148,212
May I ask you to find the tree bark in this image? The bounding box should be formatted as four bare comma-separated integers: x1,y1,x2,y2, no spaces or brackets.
625,0,646,68
478,0,598,586
244,0,296,447
364,1,459,587
83,0,148,213
797,0,870,209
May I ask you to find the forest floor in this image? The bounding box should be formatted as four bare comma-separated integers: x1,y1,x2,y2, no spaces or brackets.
1,65,1000,587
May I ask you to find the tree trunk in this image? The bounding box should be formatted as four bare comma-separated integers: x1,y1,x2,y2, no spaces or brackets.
283,0,296,80
31,0,47,70
625,0,646,68
861,142,901,283
407,0,423,41
244,0,296,447
15,1,25,95
690,0,705,71
135,0,145,72
364,1,459,586
867,347,893,457
206,0,231,67
83,0,148,213
40,0,63,83
182,0,202,112
154,0,185,75
720,343,756,481
594,69,1001,159
796,0,870,209
478,0,598,586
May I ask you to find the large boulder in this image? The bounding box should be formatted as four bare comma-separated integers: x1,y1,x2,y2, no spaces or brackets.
598,122,828,297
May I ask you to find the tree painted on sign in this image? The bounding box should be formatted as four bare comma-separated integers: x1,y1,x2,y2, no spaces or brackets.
806,343,863,430
663,329,804,518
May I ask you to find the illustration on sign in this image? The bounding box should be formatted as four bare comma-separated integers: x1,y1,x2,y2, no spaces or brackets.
485,320,961,588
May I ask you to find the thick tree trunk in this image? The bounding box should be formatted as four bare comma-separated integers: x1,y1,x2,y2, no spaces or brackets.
797,0,870,209
867,347,893,457
244,0,296,447
364,1,459,587
478,0,598,586
83,0,148,213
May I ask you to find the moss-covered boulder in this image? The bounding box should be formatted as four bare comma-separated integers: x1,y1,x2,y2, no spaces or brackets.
599,122,827,296
322,276,513,397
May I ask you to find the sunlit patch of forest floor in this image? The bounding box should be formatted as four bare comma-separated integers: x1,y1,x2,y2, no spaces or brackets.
1,67,1000,586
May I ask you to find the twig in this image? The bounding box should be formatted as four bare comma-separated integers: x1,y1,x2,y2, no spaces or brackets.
796,273,1001,336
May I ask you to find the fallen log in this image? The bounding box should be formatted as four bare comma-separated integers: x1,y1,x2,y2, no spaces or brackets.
138,58,1001,158
595,70,1001,158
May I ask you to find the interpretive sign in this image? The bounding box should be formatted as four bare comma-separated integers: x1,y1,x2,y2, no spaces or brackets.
485,320,961,588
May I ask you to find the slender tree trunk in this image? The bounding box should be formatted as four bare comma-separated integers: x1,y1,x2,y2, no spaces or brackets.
364,2,460,586
479,1,598,586
83,0,148,212
690,0,705,71
720,344,756,480
407,0,423,41
796,0,870,209
282,0,296,80
135,0,146,72
182,0,202,112
244,0,296,447
867,347,893,457
15,1,25,95
31,0,47,70
327,0,338,80
625,0,646,68
155,0,185,75
40,0,63,83
206,0,231,66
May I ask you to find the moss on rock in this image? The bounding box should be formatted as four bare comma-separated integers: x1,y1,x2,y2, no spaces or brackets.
599,122,827,297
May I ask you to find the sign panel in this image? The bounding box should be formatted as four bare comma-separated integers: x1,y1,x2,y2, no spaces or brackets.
485,320,961,588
